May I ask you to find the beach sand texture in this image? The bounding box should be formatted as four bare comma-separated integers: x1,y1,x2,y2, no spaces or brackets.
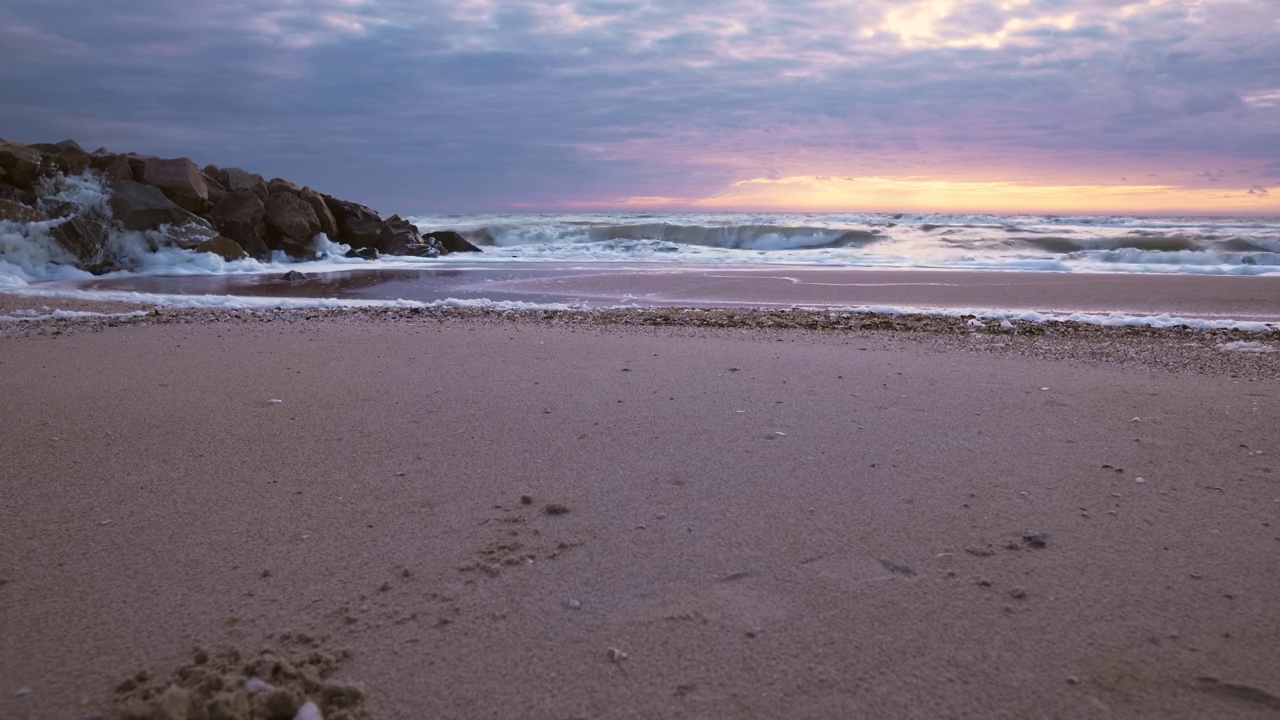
1,315,1278,719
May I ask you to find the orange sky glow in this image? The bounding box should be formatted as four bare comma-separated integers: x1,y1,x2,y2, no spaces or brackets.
574,174,1278,215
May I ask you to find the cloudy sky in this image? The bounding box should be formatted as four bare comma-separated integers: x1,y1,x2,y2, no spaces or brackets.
2,0,1277,214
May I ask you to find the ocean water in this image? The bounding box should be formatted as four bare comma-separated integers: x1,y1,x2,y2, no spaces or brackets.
406,211,1280,275
3,176,1280,329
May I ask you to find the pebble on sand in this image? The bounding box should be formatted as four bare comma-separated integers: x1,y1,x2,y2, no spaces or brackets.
607,647,628,663
544,503,570,515
268,399,284,405
567,599,582,610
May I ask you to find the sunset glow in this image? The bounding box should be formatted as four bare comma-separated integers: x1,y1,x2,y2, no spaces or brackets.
0,0,1276,213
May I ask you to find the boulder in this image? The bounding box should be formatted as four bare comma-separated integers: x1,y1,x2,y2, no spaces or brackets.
104,155,133,183
323,195,383,249
0,182,38,207
344,246,378,260
399,243,440,258
377,215,428,255
194,236,247,261
89,152,120,171
161,221,219,249
91,147,113,157
264,192,320,244
107,179,202,231
209,190,266,232
51,215,110,265
425,230,483,254
142,157,209,213
281,270,310,282
267,177,300,195
220,219,270,261
125,155,151,182
0,141,45,189
0,165,5,182
31,140,83,154
299,187,338,239
275,237,321,261
222,168,267,200
54,145,91,175
202,172,227,208
203,165,225,185
37,197,80,218
0,197,46,224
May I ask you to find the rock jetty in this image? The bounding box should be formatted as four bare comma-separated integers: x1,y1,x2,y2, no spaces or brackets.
0,138,481,273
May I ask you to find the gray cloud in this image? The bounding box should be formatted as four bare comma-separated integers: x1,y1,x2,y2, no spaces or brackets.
0,0,1277,210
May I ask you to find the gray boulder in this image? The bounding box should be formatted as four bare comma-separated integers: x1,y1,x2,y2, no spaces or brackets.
142,157,209,214
30,140,83,154
195,236,247,261
202,172,227,209
299,187,339,239
220,219,270,261
399,243,440,258
425,230,482,254
89,152,120,171
125,155,151,182
51,215,110,265
104,156,133,184
275,237,321,260
107,179,202,231
378,214,428,255
323,194,383,249
264,192,320,244
0,182,37,207
344,246,378,260
267,177,300,195
0,141,45,189
54,145,91,175
209,190,265,231
222,168,267,200
0,197,46,223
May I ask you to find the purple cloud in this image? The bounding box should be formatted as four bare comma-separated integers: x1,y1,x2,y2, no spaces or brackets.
0,0,1276,211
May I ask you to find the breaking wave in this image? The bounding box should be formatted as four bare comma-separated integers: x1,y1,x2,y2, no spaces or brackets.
406,211,1280,274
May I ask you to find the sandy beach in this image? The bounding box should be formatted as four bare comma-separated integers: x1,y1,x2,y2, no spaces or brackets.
1,308,1278,719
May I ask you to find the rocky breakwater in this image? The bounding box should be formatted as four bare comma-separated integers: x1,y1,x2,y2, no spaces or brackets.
0,137,481,274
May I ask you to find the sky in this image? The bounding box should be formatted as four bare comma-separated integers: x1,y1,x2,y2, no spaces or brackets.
1,0,1277,214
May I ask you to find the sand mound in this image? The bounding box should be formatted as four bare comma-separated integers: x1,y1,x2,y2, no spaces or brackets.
114,644,367,720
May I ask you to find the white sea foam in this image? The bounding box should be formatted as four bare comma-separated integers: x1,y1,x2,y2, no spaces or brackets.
817,304,1279,332
1218,340,1276,352
0,309,149,322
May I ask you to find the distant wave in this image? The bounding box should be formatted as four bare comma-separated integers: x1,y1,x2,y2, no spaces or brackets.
462,223,883,251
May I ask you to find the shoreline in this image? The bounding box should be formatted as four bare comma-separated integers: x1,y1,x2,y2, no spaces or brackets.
5,263,1280,333
2,302,1278,379
1,309,1277,719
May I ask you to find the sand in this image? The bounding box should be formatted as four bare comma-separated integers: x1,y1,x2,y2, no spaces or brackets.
1,310,1279,719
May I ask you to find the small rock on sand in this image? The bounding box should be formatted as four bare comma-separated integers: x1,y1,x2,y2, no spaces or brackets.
544,503,570,515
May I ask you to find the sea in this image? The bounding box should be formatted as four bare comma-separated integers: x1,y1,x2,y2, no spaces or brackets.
2,175,1279,329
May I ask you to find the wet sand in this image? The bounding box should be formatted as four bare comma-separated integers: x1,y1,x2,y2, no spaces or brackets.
61,263,1280,323
1,312,1279,719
